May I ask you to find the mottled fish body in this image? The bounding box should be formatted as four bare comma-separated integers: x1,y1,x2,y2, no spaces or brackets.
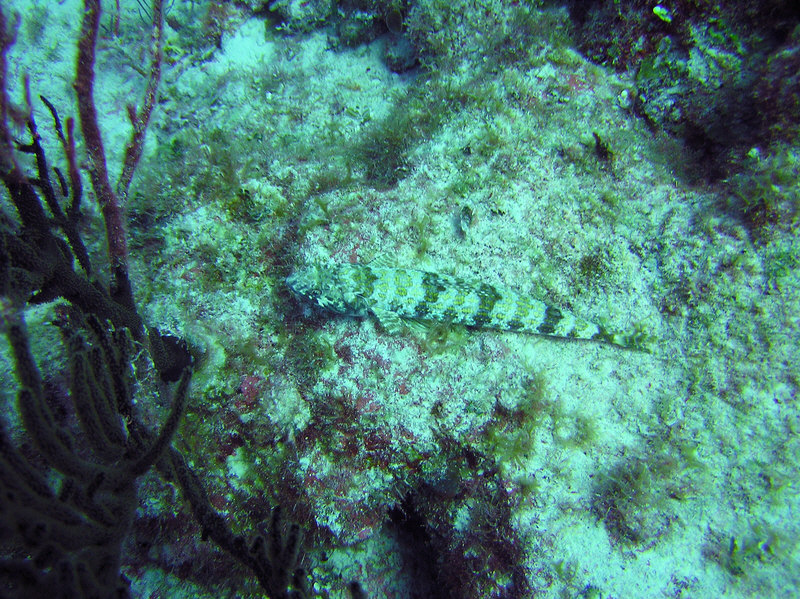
286,262,646,350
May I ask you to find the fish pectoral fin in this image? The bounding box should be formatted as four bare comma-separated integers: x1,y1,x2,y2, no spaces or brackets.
372,308,405,334
402,318,430,336
367,254,396,269
373,308,430,336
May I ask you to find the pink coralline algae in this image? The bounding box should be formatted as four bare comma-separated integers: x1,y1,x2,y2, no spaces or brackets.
236,374,266,411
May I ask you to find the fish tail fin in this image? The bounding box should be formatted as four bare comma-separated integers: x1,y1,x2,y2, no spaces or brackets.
593,321,653,352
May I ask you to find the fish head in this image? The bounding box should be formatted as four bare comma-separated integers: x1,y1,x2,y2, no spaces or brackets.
286,264,361,315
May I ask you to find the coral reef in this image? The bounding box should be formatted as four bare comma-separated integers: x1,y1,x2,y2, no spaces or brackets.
569,0,800,190
0,304,189,596
2,0,798,597
0,2,314,597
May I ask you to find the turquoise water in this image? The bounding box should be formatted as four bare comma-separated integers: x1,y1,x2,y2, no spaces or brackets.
1,1,798,597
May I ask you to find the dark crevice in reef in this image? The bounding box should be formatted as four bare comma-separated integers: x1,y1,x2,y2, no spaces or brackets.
385,496,448,599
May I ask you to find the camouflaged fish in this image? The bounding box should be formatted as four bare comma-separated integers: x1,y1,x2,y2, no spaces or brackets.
286,260,648,350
